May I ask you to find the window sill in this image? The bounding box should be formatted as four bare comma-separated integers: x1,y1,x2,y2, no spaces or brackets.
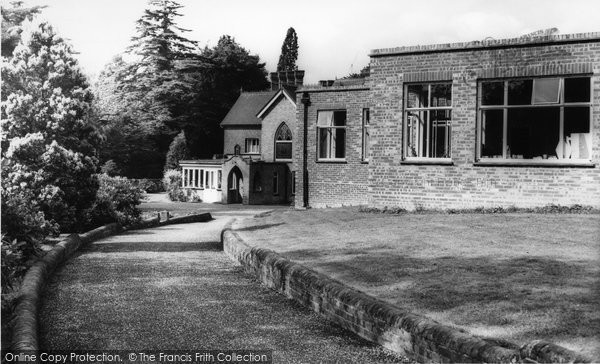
401,158,454,166
275,159,293,163
316,159,347,164
474,159,595,168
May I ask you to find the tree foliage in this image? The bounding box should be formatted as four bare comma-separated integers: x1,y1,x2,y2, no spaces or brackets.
2,20,101,236
95,1,269,177
1,1,46,57
277,27,299,71
343,64,370,79
182,35,269,157
164,130,190,171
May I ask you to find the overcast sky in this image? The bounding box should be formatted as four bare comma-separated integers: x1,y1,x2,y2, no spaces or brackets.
23,0,600,84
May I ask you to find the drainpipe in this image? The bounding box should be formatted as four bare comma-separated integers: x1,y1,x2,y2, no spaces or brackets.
301,92,311,208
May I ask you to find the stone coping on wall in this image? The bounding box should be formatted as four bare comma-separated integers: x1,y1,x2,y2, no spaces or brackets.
222,229,594,364
9,212,212,352
369,31,600,57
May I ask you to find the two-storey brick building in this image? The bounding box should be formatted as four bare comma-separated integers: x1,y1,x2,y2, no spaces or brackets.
296,32,600,209
181,71,303,204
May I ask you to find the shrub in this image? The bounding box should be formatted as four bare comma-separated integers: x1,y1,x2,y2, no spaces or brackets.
163,169,186,201
164,131,190,171
132,178,165,193
87,174,144,227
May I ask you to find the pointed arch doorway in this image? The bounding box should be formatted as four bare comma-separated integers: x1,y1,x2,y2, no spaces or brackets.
227,166,243,204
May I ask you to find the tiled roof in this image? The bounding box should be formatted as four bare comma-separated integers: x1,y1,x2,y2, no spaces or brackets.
220,91,277,126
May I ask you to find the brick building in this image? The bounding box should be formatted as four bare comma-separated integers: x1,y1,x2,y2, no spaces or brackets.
296,32,600,209
181,71,303,204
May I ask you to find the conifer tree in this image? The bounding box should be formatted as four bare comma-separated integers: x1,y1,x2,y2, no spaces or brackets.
277,27,299,71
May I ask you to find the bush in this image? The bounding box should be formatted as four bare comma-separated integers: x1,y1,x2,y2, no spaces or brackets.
87,174,144,228
164,131,190,171
132,178,165,193
163,169,186,201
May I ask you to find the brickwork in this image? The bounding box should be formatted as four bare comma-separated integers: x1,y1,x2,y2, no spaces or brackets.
298,34,600,209
223,126,261,156
295,87,371,208
260,95,297,162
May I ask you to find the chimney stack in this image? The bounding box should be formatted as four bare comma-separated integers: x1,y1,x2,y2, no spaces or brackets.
270,70,305,91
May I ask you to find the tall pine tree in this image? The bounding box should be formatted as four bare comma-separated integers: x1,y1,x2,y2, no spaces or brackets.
101,0,201,178
277,27,298,71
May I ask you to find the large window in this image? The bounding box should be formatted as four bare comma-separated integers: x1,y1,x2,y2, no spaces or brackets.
478,76,591,161
404,83,452,159
275,123,293,160
317,110,346,160
362,108,370,161
245,138,260,154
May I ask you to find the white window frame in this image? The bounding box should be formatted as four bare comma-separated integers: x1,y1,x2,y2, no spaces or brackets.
317,110,347,161
245,138,260,154
362,108,370,162
477,76,592,165
403,82,453,161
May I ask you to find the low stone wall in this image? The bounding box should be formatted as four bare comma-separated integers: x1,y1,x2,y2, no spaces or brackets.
222,229,592,363
10,213,212,352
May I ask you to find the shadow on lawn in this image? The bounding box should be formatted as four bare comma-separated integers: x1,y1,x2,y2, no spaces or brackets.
234,222,286,232
309,250,599,349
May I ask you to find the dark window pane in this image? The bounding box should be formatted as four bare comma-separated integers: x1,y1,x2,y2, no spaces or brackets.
275,142,292,159
532,78,560,104
407,84,428,108
333,110,346,126
507,107,559,159
334,128,345,158
564,77,590,103
507,80,533,105
431,84,451,107
319,129,329,158
564,107,591,159
482,81,504,105
481,110,504,158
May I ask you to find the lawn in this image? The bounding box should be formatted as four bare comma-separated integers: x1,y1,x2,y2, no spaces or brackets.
231,208,600,360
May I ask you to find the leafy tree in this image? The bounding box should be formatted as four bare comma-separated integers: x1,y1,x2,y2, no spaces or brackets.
1,1,45,57
343,64,370,79
1,20,100,234
183,35,269,156
277,27,299,71
94,0,202,178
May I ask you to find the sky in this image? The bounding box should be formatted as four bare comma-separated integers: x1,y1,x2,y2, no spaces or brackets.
18,0,600,84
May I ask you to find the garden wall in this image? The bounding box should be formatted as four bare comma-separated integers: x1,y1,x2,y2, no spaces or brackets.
222,229,593,363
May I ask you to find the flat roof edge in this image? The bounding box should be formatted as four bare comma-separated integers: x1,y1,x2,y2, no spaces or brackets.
369,32,600,57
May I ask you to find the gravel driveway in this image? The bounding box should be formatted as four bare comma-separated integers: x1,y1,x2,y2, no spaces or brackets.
39,216,407,363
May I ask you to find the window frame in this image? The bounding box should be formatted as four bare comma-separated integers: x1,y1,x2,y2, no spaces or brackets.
402,82,453,162
245,138,260,154
362,108,370,162
274,122,293,161
316,109,347,162
476,75,593,166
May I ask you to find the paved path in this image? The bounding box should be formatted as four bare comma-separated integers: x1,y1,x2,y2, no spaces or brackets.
39,215,404,363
